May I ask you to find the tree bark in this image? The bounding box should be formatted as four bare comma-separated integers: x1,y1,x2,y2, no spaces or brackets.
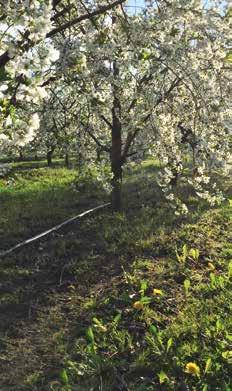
47,148,54,167
96,147,102,162
111,57,122,212
65,152,69,167
19,149,23,161
77,149,83,170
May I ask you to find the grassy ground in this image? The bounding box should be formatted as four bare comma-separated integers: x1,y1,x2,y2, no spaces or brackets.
0,160,231,391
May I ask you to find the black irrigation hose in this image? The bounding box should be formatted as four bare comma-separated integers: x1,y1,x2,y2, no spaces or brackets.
0,203,111,258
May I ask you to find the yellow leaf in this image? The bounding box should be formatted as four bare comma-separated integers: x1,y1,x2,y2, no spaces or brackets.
208,262,215,271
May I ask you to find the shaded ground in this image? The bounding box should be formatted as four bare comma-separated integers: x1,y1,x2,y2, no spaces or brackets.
0,161,231,390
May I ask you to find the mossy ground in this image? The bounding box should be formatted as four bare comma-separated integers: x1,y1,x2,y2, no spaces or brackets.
0,160,231,390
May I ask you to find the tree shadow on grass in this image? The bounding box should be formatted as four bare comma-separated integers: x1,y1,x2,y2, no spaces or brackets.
0,162,230,389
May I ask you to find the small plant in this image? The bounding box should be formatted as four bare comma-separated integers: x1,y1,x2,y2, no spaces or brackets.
92,317,107,333
86,326,96,354
189,248,200,261
73,164,112,194
0,163,11,178
139,279,149,296
184,279,191,295
176,244,200,264
209,273,225,290
176,244,188,264
158,370,169,385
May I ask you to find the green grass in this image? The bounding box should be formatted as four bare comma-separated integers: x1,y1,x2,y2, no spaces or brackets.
0,160,231,391
0,163,108,248
0,167,77,247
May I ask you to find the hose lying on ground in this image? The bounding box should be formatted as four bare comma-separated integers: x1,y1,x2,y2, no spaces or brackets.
0,202,111,258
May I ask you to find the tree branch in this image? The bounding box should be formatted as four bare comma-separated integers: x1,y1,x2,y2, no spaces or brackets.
47,0,126,38
51,5,75,21
143,77,181,123
121,130,139,163
0,0,126,68
81,121,110,153
122,77,181,161
100,115,113,130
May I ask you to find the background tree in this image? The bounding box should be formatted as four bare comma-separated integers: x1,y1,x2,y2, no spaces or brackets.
0,0,126,148
48,1,231,210
0,0,230,212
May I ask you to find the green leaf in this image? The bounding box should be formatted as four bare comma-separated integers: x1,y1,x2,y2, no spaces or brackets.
182,244,188,262
216,318,224,333
140,280,148,296
210,272,216,287
226,333,232,342
228,261,232,278
149,324,158,336
92,317,107,332
158,370,169,384
166,337,173,352
189,248,200,261
176,244,188,263
140,296,152,304
222,351,232,363
226,7,232,17
139,49,152,61
184,279,191,294
175,248,182,263
59,369,69,385
113,312,121,325
86,326,95,344
93,317,102,326
86,343,96,354
204,358,212,374
225,51,232,63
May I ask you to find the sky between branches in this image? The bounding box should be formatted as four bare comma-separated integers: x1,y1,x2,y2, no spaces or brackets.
125,0,228,14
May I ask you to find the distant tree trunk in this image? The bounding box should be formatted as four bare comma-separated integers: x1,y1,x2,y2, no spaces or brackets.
77,150,83,170
111,58,122,212
47,147,54,167
65,152,69,167
96,147,102,162
34,153,38,161
111,158,122,212
19,149,23,161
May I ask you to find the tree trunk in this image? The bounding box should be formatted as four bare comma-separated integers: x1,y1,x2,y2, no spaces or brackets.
47,148,54,167
96,147,102,162
65,152,69,167
77,150,83,171
111,58,122,212
19,149,23,161
111,169,122,211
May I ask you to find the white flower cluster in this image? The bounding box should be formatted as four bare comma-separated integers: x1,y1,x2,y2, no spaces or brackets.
0,163,11,178
0,0,56,147
0,113,40,151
